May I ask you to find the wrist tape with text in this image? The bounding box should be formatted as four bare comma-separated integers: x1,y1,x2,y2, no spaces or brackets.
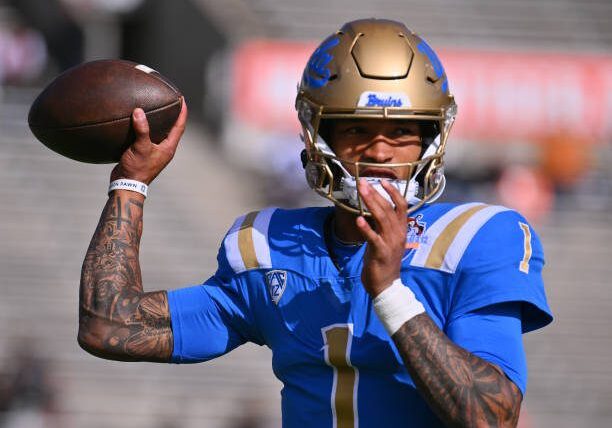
108,179,148,198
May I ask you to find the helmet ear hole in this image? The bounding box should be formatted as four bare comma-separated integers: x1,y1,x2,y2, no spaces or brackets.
414,159,444,199
304,156,343,190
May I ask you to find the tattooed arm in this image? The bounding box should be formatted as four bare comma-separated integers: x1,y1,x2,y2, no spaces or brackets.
78,103,187,362
355,179,521,427
78,191,172,361
392,314,521,427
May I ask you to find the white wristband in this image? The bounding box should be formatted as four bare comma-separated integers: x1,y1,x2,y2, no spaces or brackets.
108,179,148,198
373,278,425,336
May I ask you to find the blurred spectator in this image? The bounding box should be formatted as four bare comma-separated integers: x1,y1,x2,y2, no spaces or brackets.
0,25,47,84
539,133,592,191
496,165,554,224
7,0,83,71
0,343,59,428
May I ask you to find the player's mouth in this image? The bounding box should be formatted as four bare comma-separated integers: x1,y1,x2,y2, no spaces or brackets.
359,168,398,180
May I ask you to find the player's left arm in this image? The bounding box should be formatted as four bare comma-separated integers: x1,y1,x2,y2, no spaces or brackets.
356,179,521,428
392,313,521,427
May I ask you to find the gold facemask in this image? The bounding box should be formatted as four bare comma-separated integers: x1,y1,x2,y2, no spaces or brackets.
295,18,457,215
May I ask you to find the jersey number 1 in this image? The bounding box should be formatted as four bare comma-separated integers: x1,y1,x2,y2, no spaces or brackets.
322,324,359,428
518,222,532,274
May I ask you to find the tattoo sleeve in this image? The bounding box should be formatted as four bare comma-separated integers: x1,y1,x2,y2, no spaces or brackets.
78,192,173,362
392,313,522,427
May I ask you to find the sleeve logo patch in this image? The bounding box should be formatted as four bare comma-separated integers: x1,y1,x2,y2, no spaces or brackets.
266,270,288,305
406,214,428,249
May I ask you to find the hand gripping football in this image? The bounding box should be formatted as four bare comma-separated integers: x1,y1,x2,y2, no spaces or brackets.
28,59,182,163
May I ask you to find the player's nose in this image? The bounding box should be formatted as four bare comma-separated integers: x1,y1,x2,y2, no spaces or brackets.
363,137,394,163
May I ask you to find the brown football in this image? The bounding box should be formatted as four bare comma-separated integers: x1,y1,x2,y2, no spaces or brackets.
28,59,182,163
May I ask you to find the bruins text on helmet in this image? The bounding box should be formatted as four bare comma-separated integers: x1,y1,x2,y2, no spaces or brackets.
296,18,457,215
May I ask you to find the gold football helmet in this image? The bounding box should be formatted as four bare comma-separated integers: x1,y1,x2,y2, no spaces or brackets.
295,18,457,215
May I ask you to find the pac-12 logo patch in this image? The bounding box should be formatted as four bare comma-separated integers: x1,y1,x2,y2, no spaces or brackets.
265,270,287,305
406,214,428,249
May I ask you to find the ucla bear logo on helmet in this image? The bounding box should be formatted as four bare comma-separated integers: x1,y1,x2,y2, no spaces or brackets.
303,36,340,89
417,40,448,93
266,270,288,305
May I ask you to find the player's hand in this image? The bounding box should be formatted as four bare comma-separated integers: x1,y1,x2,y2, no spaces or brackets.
356,178,408,298
110,98,188,184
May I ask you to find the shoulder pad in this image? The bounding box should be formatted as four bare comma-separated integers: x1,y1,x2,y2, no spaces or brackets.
222,207,276,274
410,202,510,273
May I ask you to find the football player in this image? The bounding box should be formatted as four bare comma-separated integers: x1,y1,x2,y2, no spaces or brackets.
78,19,552,427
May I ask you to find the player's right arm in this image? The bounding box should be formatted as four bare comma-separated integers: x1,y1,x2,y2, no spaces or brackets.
78,102,187,362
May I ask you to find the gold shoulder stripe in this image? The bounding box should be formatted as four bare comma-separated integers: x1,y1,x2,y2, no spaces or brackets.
424,204,489,269
238,210,260,270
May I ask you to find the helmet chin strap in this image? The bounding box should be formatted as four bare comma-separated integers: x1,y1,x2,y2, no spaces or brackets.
315,137,445,211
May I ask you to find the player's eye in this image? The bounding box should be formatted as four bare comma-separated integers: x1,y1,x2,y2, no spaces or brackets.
343,126,367,135
394,127,418,136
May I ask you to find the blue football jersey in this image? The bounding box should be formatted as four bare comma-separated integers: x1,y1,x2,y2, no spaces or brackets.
168,202,553,427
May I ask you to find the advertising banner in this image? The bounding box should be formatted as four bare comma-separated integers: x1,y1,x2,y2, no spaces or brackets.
231,40,612,143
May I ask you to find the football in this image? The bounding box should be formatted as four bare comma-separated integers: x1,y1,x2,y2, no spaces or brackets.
28,59,182,163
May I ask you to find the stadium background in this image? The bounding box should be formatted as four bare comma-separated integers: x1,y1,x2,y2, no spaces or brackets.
0,0,611,427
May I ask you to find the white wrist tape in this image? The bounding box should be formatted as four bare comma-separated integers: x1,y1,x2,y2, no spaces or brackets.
373,278,425,336
108,179,148,198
